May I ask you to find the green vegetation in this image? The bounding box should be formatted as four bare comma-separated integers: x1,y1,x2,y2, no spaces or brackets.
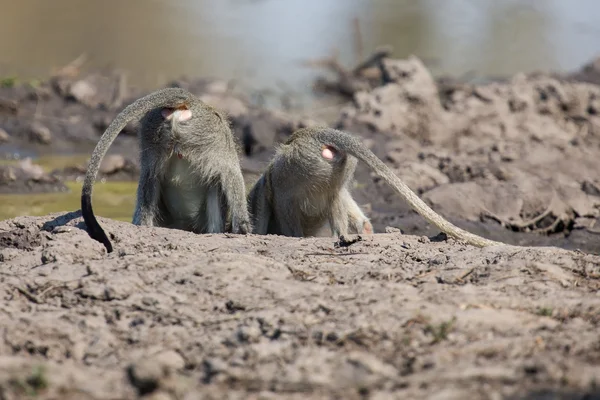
0,76,18,88
0,75,42,89
9,365,48,396
0,154,137,222
35,154,92,171
425,317,456,344
536,307,553,317
0,181,137,222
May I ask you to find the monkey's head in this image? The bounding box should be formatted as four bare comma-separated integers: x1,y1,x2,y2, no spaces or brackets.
139,101,230,155
282,128,356,188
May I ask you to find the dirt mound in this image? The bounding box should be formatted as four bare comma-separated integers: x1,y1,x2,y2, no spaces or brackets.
0,212,599,399
0,158,67,194
333,56,600,251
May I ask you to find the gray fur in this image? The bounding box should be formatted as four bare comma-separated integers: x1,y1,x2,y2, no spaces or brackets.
82,88,250,253
248,127,504,247
247,127,372,238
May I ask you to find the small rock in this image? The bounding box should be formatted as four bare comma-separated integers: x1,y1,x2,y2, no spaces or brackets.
0,98,18,114
0,128,9,142
127,350,184,396
152,350,185,371
0,166,16,183
69,80,97,105
127,360,163,396
29,122,52,144
204,80,229,94
199,93,248,118
236,323,262,343
428,254,448,266
18,158,45,181
100,154,126,174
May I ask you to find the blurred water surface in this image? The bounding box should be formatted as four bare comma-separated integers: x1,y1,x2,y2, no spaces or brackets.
0,0,598,105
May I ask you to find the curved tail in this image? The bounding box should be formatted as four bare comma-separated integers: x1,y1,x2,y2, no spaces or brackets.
81,87,196,252
315,128,504,247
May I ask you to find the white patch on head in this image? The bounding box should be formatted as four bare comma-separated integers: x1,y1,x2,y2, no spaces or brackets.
161,108,192,122
174,109,192,122
321,146,335,160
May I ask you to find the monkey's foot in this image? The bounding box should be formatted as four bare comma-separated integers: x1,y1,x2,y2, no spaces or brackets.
232,219,252,234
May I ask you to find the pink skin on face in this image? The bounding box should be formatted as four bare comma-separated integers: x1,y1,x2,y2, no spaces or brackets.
161,108,192,159
321,146,335,160
161,108,192,122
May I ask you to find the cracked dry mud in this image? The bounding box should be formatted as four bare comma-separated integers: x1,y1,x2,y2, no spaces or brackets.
0,212,600,399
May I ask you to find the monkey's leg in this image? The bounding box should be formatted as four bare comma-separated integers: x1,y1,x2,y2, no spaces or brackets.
205,185,225,233
132,167,161,226
221,167,251,234
248,177,271,235
341,188,373,234
274,199,304,237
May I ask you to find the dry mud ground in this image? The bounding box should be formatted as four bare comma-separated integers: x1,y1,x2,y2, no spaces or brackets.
1,56,600,398
1,213,600,400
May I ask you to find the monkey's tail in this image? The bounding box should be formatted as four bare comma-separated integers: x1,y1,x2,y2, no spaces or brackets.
316,128,504,248
81,87,196,253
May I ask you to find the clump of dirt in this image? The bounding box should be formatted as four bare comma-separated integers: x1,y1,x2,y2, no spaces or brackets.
53,154,141,183
0,212,599,399
0,158,67,194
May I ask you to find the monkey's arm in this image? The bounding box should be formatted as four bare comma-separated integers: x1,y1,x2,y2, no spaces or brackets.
343,189,373,234
221,165,251,234
132,164,161,226
329,191,351,237
337,187,373,235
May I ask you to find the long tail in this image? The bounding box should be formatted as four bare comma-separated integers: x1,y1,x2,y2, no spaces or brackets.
81,87,196,253
315,128,504,247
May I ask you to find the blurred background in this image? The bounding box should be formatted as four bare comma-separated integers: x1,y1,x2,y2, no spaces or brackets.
1,0,599,107
1,0,600,226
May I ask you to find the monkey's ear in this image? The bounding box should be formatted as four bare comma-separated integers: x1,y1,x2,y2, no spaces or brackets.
161,108,174,120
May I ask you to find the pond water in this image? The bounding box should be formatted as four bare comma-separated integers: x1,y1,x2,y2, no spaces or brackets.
0,0,598,107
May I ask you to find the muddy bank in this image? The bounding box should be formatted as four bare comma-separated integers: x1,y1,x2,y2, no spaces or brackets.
0,212,599,399
0,67,315,165
325,54,600,253
0,66,317,197
2,56,600,254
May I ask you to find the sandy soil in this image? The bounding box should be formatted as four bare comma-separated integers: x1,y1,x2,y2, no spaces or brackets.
1,212,600,399
1,55,600,398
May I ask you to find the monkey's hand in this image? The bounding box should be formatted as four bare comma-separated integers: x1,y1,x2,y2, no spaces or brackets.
231,217,251,234
132,213,155,227
132,206,156,227
362,220,374,234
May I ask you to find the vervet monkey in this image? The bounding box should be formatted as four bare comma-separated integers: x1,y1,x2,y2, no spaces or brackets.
248,127,503,247
82,88,250,253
